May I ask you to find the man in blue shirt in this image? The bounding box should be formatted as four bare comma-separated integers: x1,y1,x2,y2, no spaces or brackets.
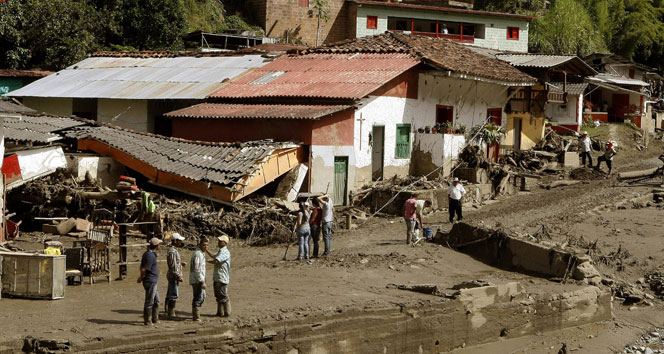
137,238,162,326
207,235,231,317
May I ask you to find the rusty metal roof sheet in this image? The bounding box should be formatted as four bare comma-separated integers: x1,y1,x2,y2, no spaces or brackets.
210,52,420,99
4,114,87,143
9,55,269,99
165,103,353,120
66,125,299,186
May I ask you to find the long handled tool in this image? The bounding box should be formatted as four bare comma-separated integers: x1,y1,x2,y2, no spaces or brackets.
282,222,297,261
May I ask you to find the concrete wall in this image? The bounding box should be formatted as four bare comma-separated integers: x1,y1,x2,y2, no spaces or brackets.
65,154,125,187
355,6,530,52
21,97,73,116
412,133,465,177
97,99,149,132
545,94,581,126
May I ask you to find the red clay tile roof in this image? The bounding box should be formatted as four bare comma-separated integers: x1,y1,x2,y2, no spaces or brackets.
209,52,420,99
353,1,535,20
0,69,54,78
307,32,536,84
164,103,352,120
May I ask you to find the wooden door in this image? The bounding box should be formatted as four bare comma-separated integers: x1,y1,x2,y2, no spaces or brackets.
371,126,384,181
333,157,348,206
513,118,522,151
612,94,630,121
487,108,502,162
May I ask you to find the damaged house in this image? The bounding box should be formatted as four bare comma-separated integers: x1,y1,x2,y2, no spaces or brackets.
165,33,536,205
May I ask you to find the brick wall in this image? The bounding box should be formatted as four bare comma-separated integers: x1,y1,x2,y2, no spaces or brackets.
251,0,351,46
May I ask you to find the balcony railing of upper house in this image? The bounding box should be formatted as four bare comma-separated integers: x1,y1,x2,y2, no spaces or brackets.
396,30,475,43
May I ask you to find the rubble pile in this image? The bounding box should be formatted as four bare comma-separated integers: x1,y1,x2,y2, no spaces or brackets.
569,167,606,180
645,271,664,298
622,328,664,354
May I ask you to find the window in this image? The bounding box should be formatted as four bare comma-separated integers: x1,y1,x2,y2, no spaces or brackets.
367,16,378,29
436,105,454,125
629,69,636,79
298,0,309,7
507,27,519,40
395,124,411,159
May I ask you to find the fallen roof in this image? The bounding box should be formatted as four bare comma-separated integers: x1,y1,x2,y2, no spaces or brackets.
165,103,353,120
546,82,588,96
351,0,535,20
587,73,649,87
496,54,597,76
4,114,87,143
0,99,36,114
9,55,269,99
210,52,421,99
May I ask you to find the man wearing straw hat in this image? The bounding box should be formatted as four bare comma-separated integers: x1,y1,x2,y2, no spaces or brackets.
207,235,232,317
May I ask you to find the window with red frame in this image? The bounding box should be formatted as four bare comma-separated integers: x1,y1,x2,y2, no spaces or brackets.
298,0,309,7
436,105,454,125
507,27,519,40
367,16,378,29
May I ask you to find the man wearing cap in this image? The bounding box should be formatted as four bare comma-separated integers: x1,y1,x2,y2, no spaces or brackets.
137,237,162,326
165,233,186,319
189,238,208,321
596,141,617,175
206,235,231,317
316,194,334,256
448,178,466,223
579,131,593,167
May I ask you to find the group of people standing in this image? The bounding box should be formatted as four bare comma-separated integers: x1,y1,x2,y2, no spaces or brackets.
579,131,618,175
138,232,231,325
295,194,334,260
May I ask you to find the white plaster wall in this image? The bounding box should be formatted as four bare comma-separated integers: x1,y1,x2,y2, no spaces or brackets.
97,99,150,132
16,146,67,181
22,97,73,116
66,154,124,187
415,133,465,165
310,145,357,205
545,95,581,125
355,7,529,52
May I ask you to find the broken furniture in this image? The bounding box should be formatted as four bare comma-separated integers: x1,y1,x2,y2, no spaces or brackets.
117,221,157,280
72,208,113,284
63,247,84,285
1,252,66,299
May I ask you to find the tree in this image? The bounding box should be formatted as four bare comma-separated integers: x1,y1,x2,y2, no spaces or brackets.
529,0,606,56
120,0,186,50
0,0,30,69
308,0,330,47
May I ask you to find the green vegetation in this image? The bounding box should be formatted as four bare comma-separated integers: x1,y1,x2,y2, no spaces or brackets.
0,0,258,71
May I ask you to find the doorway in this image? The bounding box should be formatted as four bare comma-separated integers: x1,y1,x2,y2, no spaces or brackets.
513,117,522,151
487,108,502,162
612,93,630,122
371,126,384,181
333,156,348,206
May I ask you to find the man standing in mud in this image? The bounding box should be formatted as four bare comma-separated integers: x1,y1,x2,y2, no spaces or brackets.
448,178,466,223
206,235,231,317
579,131,593,167
190,238,208,321
137,238,162,326
316,194,334,256
165,233,186,319
403,193,418,244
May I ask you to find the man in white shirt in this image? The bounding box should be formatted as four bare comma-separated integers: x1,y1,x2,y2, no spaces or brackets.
579,131,593,167
448,177,466,223
316,194,334,256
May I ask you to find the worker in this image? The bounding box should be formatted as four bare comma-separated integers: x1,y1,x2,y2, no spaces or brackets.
137,238,162,326
579,131,593,167
596,141,617,175
316,194,334,256
448,177,466,223
165,233,186,320
295,201,311,260
206,235,231,317
189,237,208,322
415,199,433,241
403,193,418,244
309,199,323,258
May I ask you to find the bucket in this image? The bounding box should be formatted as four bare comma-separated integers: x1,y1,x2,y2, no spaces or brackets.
423,227,433,239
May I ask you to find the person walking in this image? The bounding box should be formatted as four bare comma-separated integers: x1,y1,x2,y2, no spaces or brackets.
316,194,334,256
296,201,311,260
596,141,617,175
207,235,231,317
165,233,186,319
137,238,162,326
403,193,417,245
309,199,322,258
579,131,593,167
448,178,466,223
189,237,208,322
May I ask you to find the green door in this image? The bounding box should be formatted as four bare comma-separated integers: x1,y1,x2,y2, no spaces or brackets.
334,156,348,206
395,124,411,159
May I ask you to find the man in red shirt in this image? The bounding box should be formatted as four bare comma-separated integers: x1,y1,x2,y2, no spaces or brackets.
403,193,418,245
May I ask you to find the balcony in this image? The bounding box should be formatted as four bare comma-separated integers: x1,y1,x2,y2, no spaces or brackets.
411,31,475,43
389,17,478,44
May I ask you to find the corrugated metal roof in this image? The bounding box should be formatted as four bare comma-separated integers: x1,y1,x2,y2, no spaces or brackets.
547,82,588,96
9,55,269,99
165,103,353,120
588,73,649,87
66,126,298,186
497,54,577,68
210,52,419,99
3,114,87,143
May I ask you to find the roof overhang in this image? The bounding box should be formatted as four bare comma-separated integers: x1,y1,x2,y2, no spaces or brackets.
429,69,535,87
164,103,354,120
586,80,649,97
587,75,649,87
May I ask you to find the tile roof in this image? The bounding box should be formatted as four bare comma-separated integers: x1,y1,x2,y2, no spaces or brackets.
352,1,535,20
305,32,536,85
547,82,588,96
4,114,87,143
0,99,36,114
66,125,298,186
9,55,269,100
164,103,353,120
209,52,420,99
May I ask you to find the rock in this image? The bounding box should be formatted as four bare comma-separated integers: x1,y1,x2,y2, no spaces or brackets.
359,258,369,264
645,348,654,354
637,278,646,284
573,261,601,281
629,306,639,311
388,265,395,270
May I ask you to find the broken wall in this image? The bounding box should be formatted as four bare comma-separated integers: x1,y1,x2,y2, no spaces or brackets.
412,133,465,177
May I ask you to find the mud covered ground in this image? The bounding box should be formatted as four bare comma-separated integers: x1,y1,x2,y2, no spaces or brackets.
2,124,664,353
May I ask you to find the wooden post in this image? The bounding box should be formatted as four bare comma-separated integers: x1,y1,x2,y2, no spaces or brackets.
436,21,439,37
346,213,352,230
411,19,414,33
460,23,463,42
119,224,127,280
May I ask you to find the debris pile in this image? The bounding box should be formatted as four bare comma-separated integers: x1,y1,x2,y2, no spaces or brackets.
569,167,606,180
645,271,664,298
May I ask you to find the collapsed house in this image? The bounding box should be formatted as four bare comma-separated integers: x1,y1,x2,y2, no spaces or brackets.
164,32,537,205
